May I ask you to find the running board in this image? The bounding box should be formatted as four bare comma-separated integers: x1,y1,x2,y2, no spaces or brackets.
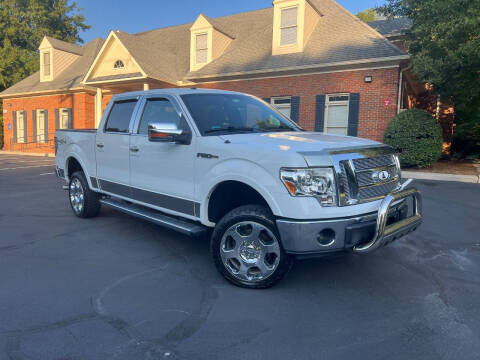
99,198,207,237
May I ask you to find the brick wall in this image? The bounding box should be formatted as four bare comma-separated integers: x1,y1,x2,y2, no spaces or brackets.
1,67,401,153
2,92,95,152
196,67,400,141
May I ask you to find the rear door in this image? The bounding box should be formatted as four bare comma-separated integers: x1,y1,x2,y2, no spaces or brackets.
95,97,140,197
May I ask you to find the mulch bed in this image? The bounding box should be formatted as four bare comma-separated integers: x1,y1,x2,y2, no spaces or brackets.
404,159,480,175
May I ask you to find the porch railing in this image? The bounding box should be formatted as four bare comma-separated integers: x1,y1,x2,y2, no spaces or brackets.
10,135,55,152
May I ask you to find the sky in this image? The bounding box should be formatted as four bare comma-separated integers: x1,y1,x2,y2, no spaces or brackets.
75,0,384,44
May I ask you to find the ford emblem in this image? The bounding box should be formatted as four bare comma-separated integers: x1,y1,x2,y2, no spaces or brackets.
372,170,391,182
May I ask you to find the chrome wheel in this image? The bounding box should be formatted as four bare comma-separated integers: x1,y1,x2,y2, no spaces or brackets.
220,221,281,283
70,177,85,215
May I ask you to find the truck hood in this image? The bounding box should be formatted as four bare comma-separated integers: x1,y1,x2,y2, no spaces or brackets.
220,131,380,152
218,131,385,167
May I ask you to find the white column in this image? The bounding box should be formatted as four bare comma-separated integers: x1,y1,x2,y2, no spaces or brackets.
143,83,150,91
95,87,103,128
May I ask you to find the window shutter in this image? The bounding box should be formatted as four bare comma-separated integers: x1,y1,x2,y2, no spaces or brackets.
23,111,28,143
290,96,300,123
315,95,326,132
67,108,73,129
55,109,59,129
44,110,49,140
347,93,360,137
32,110,37,142
12,111,17,143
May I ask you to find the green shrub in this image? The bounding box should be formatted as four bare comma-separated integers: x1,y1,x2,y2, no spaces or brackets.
0,115,3,150
451,112,480,158
384,109,443,168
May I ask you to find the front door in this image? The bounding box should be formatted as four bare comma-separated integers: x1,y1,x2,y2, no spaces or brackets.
96,98,139,197
129,96,197,218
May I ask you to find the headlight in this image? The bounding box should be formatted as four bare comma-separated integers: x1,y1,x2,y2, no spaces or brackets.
280,167,337,206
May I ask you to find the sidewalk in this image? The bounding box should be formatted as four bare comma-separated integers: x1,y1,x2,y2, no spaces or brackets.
0,150,55,158
403,159,480,184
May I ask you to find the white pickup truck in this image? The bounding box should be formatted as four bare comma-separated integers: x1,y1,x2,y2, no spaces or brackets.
55,88,422,288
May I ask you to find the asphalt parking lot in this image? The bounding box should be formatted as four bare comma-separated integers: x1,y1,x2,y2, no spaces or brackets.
0,153,479,360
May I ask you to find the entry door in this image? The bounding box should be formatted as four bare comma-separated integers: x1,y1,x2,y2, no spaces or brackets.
129,96,197,217
325,94,349,135
96,99,138,197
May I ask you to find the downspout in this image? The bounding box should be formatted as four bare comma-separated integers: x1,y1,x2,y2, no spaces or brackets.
397,64,412,114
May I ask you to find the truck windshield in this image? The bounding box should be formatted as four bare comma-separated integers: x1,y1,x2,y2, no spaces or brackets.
180,93,302,136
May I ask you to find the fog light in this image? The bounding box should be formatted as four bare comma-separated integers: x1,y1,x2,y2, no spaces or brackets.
317,228,336,246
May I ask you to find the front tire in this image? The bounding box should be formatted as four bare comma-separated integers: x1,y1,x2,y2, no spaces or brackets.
69,171,101,218
211,205,293,289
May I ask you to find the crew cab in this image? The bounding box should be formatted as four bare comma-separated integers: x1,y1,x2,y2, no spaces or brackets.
55,89,422,288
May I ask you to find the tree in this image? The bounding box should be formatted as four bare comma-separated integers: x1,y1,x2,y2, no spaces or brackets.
0,0,90,91
356,8,379,23
376,0,480,112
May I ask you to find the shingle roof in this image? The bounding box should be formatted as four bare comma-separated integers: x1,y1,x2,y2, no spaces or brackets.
0,38,104,96
45,36,84,55
367,18,412,37
1,0,408,97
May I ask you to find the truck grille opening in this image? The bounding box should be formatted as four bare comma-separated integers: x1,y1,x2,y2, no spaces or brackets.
336,153,401,206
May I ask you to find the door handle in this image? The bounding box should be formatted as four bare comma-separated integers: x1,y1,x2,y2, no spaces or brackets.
130,146,139,153
96,143,104,149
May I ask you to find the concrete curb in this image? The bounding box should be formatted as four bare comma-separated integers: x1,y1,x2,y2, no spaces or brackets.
403,171,480,184
0,150,55,158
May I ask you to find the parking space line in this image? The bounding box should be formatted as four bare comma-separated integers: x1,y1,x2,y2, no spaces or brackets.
0,164,55,171
39,172,56,176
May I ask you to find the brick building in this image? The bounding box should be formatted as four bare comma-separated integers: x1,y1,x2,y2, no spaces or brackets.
1,0,411,153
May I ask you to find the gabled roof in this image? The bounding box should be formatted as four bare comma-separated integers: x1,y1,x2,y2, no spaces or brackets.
44,36,84,55
368,18,412,37
1,0,409,97
185,0,407,80
197,14,235,39
0,38,103,97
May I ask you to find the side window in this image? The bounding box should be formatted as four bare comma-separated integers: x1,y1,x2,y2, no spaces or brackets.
138,98,180,135
104,100,137,133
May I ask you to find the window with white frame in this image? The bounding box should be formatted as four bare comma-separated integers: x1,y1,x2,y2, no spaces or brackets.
42,51,51,77
325,94,350,135
271,97,292,118
16,111,25,143
280,7,298,46
59,108,70,129
36,110,46,142
195,33,208,65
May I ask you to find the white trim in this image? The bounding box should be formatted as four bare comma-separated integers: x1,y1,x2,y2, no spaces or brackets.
186,55,409,80
36,109,47,142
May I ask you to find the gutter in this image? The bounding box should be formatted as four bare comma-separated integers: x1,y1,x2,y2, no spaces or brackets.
186,55,410,81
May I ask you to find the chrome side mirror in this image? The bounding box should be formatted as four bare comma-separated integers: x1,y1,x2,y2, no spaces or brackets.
148,122,184,143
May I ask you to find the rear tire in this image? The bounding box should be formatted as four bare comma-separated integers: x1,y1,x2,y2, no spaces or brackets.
211,205,293,289
69,171,101,218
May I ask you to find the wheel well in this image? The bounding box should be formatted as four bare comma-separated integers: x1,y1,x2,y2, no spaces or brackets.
66,157,83,178
208,181,270,223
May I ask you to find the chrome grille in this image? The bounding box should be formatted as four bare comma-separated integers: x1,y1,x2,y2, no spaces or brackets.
332,149,401,206
353,154,396,170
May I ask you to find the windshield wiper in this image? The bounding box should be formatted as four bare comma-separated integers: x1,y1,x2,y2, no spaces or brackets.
204,126,256,134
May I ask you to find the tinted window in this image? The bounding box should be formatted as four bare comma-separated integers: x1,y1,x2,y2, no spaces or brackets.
138,98,180,135
180,94,300,136
104,100,137,133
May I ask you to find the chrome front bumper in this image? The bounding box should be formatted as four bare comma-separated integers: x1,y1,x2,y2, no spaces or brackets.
276,187,422,256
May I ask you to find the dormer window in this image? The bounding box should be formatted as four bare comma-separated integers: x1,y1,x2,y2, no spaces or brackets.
190,14,233,72
42,51,51,77
272,0,321,56
113,60,125,69
280,7,298,46
195,33,208,65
